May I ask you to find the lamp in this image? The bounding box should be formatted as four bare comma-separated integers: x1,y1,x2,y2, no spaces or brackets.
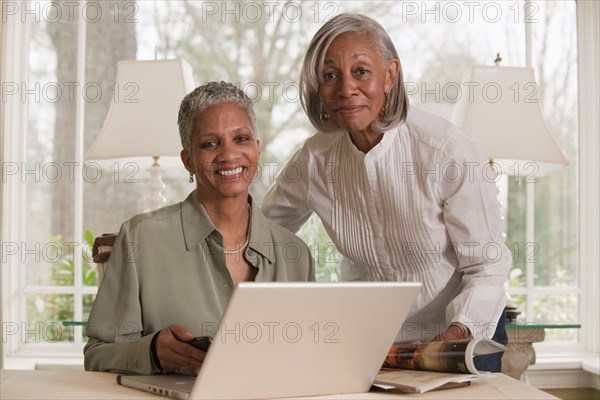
451,60,570,330
451,61,569,233
451,63,568,176
85,58,195,211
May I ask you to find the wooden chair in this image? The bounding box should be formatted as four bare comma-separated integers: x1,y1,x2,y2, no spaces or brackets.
91,233,117,285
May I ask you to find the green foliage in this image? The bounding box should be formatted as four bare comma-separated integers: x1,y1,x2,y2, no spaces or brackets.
43,229,97,287
506,172,579,336
296,214,341,282
26,230,96,343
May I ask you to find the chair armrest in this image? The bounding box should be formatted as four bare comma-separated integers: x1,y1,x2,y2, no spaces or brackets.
92,234,117,285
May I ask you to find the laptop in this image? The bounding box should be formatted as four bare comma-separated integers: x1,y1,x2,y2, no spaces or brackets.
117,281,421,399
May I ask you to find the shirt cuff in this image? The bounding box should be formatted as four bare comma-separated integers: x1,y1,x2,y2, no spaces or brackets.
150,331,163,373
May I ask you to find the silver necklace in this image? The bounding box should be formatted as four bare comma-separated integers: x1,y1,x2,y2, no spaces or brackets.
223,204,252,255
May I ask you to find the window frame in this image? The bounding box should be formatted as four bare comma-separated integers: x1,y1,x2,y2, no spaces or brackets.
1,3,89,365
572,0,599,357
2,7,32,362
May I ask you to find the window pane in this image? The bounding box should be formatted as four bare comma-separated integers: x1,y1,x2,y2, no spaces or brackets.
533,182,579,288
82,1,193,244
297,214,341,282
510,294,528,323
389,1,525,118
544,328,578,343
26,293,74,343
534,293,578,327
24,7,77,287
506,182,528,288
82,0,143,243
505,1,579,325
532,1,579,289
82,230,98,286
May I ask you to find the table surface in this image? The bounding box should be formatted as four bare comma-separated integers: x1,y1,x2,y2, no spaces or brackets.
0,369,557,399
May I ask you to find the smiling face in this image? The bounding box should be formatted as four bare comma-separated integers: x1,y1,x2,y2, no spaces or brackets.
181,102,260,204
318,32,398,138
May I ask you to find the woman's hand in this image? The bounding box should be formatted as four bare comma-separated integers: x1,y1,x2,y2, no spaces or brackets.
432,323,471,342
155,324,206,375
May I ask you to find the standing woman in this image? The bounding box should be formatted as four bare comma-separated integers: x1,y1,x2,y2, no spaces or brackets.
85,81,314,376
262,14,511,372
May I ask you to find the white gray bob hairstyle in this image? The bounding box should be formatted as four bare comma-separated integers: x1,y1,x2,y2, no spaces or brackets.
177,81,257,152
300,13,409,134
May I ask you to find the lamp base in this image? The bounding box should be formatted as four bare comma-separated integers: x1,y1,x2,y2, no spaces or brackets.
144,157,167,212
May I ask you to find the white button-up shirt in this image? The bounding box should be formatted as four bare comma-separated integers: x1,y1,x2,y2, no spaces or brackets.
262,106,511,342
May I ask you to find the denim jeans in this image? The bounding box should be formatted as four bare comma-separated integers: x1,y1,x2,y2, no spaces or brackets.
473,312,508,373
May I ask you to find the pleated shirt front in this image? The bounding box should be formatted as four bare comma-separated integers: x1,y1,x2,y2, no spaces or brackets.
262,106,512,342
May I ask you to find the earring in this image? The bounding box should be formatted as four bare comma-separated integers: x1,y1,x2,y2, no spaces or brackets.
189,173,194,183
380,92,390,118
319,104,331,124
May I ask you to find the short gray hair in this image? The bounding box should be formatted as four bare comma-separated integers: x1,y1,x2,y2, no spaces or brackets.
300,13,408,134
177,81,257,152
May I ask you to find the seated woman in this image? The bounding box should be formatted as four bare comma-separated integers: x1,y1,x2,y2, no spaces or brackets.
84,81,315,375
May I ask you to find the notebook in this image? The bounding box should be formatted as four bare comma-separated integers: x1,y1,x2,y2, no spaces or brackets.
117,281,421,399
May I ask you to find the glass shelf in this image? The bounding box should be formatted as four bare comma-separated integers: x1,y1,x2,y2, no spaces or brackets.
506,323,581,330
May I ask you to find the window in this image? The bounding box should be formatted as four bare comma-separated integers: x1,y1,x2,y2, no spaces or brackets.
1,0,593,366
504,1,580,344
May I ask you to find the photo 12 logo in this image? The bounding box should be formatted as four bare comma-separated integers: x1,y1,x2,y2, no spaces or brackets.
1,81,139,104
200,321,340,344
405,80,540,105
1,161,139,184
196,1,340,24
2,1,139,24
398,1,540,24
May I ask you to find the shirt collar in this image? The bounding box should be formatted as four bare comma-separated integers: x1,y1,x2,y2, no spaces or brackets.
342,125,399,161
248,200,275,263
181,191,275,263
181,191,215,251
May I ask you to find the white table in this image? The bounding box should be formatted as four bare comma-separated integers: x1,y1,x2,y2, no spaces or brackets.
0,369,557,399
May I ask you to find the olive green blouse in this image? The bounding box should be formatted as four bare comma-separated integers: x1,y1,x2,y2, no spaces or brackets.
84,191,315,374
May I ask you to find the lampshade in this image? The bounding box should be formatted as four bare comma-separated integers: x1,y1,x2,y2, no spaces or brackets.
85,58,195,161
451,65,568,176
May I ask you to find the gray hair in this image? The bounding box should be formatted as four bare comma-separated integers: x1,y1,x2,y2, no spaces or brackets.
300,13,408,134
177,81,257,152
